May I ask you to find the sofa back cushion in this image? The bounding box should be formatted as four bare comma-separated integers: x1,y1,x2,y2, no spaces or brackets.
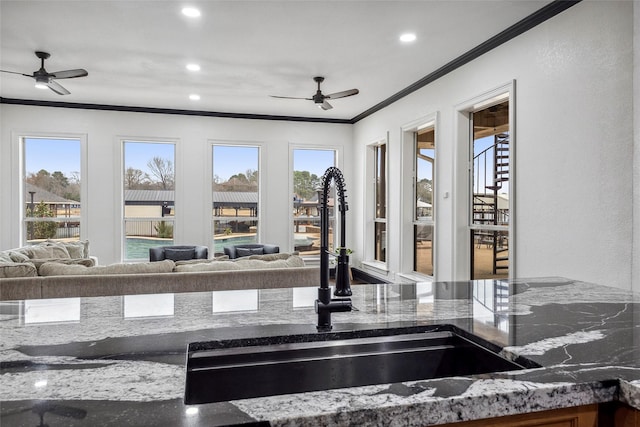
39,259,175,276
0,262,37,278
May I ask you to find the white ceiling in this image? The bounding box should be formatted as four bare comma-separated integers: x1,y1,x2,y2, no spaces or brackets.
0,0,552,121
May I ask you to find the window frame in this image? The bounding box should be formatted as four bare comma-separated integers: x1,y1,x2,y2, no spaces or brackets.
364,136,388,269
289,145,340,258
210,142,263,255
453,81,516,281
398,113,438,281
17,132,88,246
120,137,178,262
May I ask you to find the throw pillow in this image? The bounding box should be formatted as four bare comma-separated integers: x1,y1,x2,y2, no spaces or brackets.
236,247,264,258
26,244,71,260
0,252,13,263
164,247,196,261
47,239,89,258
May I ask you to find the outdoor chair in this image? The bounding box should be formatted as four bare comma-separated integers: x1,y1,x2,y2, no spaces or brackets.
223,243,279,259
149,245,208,262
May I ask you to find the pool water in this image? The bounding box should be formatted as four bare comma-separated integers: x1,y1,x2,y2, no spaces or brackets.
126,235,257,259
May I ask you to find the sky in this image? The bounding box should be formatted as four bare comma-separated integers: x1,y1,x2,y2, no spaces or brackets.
24,138,338,182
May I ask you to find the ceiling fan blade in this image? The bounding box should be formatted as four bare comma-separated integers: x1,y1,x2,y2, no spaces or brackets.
51,69,88,79
47,79,71,95
0,69,31,77
270,95,312,100
325,89,359,100
320,100,333,110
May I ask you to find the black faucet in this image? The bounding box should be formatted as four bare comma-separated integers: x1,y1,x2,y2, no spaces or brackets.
316,167,352,332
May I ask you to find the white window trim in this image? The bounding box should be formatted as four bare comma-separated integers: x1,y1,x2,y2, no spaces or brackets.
14,131,88,247
400,113,438,281
118,137,179,261
365,135,389,268
452,80,516,281
288,144,341,259
208,140,266,256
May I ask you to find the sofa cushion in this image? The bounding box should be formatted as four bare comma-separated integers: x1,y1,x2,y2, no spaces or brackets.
0,262,37,278
174,255,229,267
235,255,305,269
174,261,241,272
243,253,297,262
32,258,96,275
39,259,175,276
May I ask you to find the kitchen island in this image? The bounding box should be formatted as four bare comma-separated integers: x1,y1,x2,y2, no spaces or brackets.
1,277,639,426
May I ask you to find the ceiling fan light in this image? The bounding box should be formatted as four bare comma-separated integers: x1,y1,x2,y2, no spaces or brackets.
34,76,49,89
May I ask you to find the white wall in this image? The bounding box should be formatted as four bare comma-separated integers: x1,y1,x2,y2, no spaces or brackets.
0,105,352,264
353,1,636,291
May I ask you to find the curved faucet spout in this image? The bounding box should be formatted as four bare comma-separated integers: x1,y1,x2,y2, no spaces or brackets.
319,167,350,295
316,167,352,332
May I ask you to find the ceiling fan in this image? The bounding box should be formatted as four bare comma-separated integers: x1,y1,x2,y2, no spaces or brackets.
0,51,88,95
270,76,359,110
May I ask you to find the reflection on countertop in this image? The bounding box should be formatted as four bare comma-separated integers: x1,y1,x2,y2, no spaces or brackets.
1,277,639,426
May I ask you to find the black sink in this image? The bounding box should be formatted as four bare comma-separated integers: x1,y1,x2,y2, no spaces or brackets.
185,328,527,404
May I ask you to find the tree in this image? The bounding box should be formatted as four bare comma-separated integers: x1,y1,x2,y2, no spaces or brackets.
28,201,58,239
294,170,321,200
124,167,149,189
147,157,174,190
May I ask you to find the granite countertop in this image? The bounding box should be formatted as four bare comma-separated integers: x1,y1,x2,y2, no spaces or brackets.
1,277,639,426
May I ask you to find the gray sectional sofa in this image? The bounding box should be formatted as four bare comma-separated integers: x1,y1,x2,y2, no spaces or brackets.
0,241,319,301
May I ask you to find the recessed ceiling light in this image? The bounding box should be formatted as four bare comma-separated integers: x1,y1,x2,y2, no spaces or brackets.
189,94,200,101
186,63,200,71
181,7,201,18
400,33,417,43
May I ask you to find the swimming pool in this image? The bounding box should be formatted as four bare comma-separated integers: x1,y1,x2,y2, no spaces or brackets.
125,235,257,259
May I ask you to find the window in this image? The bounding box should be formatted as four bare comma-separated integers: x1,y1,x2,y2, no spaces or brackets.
470,99,510,279
212,145,259,254
414,126,435,276
373,143,387,263
123,141,175,260
292,148,336,256
22,137,82,244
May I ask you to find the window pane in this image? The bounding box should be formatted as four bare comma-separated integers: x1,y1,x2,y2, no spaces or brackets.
293,149,335,255
471,230,509,279
416,130,434,221
414,224,433,275
212,145,259,255
413,126,434,277
375,144,387,219
123,141,175,260
23,138,81,244
374,222,386,262
470,100,510,279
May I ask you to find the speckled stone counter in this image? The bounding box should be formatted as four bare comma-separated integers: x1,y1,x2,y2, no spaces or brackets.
1,277,639,426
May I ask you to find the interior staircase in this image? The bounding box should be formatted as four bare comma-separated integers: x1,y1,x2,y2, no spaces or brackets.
472,133,509,275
